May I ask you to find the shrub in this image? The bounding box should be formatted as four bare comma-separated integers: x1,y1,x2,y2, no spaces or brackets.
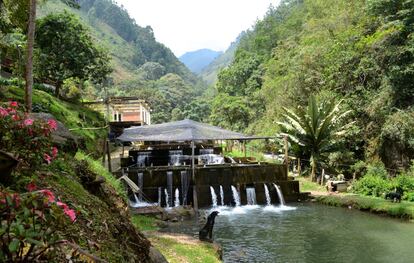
0,188,76,261
352,174,393,197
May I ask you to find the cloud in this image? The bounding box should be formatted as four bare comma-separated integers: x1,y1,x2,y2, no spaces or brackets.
116,0,280,56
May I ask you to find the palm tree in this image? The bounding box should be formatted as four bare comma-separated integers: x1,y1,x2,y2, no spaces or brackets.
277,95,352,182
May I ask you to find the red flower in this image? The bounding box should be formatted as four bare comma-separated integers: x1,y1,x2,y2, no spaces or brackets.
44,153,52,164
9,101,18,108
0,107,8,117
39,189,55,202
12,114,20,121
51,147,58,158
47,119,58,131
23,118,34,126
64,208,76,222
56,201,68,210
27,182,37,192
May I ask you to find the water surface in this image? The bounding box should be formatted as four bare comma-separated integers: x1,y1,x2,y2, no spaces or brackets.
164,203,414,263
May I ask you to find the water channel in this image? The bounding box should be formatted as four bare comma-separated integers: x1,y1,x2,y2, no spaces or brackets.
163,203,414,262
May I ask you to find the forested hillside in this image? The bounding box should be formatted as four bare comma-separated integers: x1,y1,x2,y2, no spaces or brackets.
211,0,414,173
38,0,205,122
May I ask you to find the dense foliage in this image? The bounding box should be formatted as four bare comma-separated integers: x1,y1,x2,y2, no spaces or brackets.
211,0,414,174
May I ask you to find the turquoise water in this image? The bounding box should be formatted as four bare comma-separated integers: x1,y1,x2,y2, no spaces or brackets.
164,203,414,263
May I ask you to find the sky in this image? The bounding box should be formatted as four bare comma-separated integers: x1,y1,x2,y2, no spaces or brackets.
116,0,281,57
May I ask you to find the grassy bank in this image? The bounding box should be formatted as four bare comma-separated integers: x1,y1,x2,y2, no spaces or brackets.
316,194,414,220
132,215,222,263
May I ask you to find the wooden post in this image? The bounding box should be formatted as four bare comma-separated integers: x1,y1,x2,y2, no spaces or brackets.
298,158,301,177
191,140,198,211
284,135,289,177
106,140,112,173
102,138,107,165
243,141,247,158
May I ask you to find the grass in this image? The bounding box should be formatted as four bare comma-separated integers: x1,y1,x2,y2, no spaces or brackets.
148,234,221,263
131,215,159,232
316,194,414,220
75,151,127,200
225,148,265,162
296,176,326,192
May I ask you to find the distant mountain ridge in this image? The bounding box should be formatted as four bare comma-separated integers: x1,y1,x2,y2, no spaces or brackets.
179,49,223,74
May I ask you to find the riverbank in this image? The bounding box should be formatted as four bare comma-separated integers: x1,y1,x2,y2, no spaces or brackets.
132,215,222,263
297,176,414,221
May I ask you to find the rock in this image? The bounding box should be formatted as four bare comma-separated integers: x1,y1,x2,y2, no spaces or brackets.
148,246,168,263
29,112,79,153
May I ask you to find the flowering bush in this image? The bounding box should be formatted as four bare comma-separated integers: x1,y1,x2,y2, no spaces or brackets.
0,187,77,261
0,101,58,173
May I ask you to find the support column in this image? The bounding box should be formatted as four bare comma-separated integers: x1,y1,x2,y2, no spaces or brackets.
191,140,198,211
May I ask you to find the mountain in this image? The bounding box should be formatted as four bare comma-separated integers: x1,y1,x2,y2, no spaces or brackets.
38,0,207,123
199,35,243,86
179,49,222,74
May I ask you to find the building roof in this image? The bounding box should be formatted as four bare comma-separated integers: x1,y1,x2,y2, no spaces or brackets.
117,119,269,142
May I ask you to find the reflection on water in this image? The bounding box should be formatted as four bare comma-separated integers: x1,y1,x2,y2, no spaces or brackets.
162,203,414,263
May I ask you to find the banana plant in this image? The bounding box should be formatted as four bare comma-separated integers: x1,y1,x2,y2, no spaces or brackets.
277,95,353,182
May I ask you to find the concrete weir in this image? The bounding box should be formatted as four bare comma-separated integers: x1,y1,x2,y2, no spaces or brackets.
122,163,299,208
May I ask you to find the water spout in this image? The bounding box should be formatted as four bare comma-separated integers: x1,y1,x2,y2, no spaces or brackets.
158,187,162,206
174,188,180,207
133,193,139,204
220,185,225,206
167,171,173,207
164,188,170,208
231,185,241,206
273,183,286,206
246,187,257,205
210,186,218,207
264,184,271,206
181,171,189,205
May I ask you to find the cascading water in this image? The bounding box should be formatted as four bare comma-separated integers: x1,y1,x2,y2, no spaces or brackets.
231,185,241,206
220,185,225,206
273,183,286,206
246,187,257,205
180,170,189,205
136,152,151,167
169,150,183,166
137,172,143,201
164,188,170,208
264,184,271,206
167,171,173,207
210,186,218,207
174,188,180,207
158,187,162,206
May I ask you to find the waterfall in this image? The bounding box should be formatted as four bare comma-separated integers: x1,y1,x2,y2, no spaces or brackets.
169,150,183,166
220,185,225,206
167,171,173,207
210,186,218,207
174,188,180,207
158,187,162,206
231,185,241,206
133,193,139,204
137,172,143,201
246,187,257,205
264,184,271,206
273,183,286,206
164,188,170,208
181,170,189,205
136,152,151,167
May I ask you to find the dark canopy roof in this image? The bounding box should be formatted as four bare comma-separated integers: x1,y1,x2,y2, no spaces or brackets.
117,119,269,142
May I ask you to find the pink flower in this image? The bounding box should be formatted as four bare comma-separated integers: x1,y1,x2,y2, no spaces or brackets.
39,189,55,202
47,119,58,131
26,182,37,192
23,118,34,126
51,147,58,158
44,153,52,164
64,208,76,222
12,114,20,121
0,107,8,117
9,101,18,108
56,201,68,210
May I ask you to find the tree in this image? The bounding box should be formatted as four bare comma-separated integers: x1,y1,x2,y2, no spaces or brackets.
278,95,352,182
35,11,111,97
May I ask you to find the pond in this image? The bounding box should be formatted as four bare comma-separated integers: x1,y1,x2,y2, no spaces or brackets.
163,203,414,263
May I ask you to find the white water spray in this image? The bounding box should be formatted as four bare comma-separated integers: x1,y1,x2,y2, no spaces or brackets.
231,185,241,206
164,189,170,208
174,188,180,207
210,186,218,207
264,184,271,206
220,185,225,206
273,183,286,206
246,187,257,205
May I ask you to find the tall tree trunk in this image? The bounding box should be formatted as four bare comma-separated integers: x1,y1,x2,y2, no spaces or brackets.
311,157,317,182
25,0,36,113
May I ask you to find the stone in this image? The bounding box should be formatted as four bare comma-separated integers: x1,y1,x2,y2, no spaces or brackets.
148,246,168,263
